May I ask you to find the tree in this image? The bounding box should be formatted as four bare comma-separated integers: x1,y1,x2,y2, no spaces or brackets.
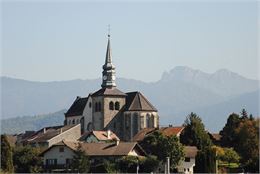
139,155,160,173
13,146,42,173
1,135,14,173
194,147,216,173
235,119,259,172
180,112,212,149
240,108,248,120
140,131,185,170
117,156,139,173
219,113,240,147
221,148,240,166
71,144,90,173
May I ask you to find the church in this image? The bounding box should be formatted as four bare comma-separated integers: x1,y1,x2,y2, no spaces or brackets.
64,34,159,141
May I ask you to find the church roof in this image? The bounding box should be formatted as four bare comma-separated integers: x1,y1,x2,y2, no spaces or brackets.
125,92,157,112
91,87,126,97
65,96,89,117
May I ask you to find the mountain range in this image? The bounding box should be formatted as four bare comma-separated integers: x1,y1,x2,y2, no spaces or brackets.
1,66,259,133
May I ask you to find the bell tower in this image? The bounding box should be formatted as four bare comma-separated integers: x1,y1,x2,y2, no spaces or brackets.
101,34,116,88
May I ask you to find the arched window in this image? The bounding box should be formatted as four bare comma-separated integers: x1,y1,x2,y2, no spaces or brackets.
146,114,150,128
89,102,92,108
95,103,98,112
109,101,114,110
72,119,75,124
98,102,101,111
115,102,120,110
151,114,155,127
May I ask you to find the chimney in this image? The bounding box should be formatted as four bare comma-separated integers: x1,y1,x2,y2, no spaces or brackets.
116,139,119,146
43,128,46,134
107,130,111,139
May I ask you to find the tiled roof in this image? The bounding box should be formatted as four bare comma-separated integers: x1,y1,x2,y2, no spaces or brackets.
91,87,126,97
132,128,156,142
80,130,120,141
80,142,139,156
65,96,89,117
43,140,146,157
184,146,198,158
159,127,184,137
26,125,77,143
132,126,184,142
125,92,157,112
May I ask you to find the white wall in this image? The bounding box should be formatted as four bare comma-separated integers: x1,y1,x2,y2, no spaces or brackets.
43,146,74,165
177,158,196,174
83,96,93,132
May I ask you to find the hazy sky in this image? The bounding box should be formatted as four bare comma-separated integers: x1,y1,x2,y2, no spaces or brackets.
1,0,258,82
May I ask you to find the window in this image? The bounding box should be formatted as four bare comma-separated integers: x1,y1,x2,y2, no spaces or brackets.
115,102,120,110
66,158,73,166
98,102,101,111
140,115,144,129
68,120,71,125
184,157,190,162
89,102,92,108
72,119,75,124
109,101,114,110
46,159,57,166
187,168,190,172
59,147,64,152
95,103,98,112
151,114,155,127
146,114,150,128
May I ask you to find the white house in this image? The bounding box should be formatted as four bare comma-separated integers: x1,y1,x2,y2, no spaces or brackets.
177,146,198,174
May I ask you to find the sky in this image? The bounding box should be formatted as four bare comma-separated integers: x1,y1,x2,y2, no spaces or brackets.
1,0,259,82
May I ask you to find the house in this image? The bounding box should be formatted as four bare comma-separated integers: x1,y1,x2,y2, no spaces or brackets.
40,140,146,172
177,146,198,174
79,130,119,143
208,132,222,146
22,124,81,148
132,126,184,142
64,34,159,141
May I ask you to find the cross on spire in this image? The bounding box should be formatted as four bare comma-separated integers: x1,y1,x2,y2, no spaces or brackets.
108,24,110,37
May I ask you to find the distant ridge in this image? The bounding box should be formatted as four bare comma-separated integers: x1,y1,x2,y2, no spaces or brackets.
1,66,259,132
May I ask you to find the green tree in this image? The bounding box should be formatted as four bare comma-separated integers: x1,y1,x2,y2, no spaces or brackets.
194,147,216,173
180,112,212,149
219,113,240,147
240,108,248,120
220,148,240,166
139,155,160,173
13,146,42,173
71,144,90,173
1,135,14,173
140,131,184,170
117,156,139,173
235,118,259,172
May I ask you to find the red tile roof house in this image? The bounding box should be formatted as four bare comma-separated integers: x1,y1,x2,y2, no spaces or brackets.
40,140,146,173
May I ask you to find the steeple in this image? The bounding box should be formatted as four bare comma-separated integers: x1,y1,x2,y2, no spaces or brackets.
101,34,116,88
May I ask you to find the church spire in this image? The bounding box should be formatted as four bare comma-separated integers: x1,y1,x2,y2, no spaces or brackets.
101,33,116,88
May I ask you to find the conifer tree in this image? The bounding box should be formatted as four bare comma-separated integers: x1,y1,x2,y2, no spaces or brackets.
1,134,14,173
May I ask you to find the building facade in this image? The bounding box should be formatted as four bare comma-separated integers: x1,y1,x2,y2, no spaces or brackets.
64,35,159,141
